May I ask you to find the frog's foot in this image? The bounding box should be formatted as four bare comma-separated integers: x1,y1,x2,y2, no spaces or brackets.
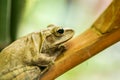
53,44,66,58
58,44,66,52
0,66,41,80
39,60,54,75
13,66,41,80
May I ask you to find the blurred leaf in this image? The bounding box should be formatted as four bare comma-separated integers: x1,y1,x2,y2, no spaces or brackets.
10,0,26,41
0,0,26,50
0,0,11,50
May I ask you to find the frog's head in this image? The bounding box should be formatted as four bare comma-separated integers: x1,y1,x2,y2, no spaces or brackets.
41,24,74,53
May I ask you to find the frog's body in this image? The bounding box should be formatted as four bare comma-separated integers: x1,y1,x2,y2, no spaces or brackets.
0,25,74,80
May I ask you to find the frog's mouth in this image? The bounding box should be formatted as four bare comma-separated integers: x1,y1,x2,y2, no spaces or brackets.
54,28,74,45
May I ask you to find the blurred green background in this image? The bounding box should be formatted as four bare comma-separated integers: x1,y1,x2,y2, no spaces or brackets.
0,0,120,80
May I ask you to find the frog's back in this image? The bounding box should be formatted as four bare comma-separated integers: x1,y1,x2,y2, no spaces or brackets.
0,32,43,76
0,32,43,80
0,38,26,72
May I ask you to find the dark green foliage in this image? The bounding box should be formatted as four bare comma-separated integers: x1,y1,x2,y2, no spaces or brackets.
10,0,26,41
0,0,11,50
0,0,26,50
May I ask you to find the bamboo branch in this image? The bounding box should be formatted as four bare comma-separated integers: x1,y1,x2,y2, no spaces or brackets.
94,0,120,33
40,0,120,80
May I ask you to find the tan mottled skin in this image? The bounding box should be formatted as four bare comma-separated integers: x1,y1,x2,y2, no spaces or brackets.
0,25,74,80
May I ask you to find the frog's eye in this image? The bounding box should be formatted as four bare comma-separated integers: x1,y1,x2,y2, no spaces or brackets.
54,27,64,36
57,28,64,34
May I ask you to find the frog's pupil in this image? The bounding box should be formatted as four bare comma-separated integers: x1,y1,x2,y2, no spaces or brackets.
57,29,64,34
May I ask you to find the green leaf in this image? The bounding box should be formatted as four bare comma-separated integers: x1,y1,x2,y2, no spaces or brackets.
0,0,11,49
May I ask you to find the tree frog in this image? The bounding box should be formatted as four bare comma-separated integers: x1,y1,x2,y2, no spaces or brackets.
0,24,74,80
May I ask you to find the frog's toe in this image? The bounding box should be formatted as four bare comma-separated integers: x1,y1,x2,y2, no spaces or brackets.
58,44,66,51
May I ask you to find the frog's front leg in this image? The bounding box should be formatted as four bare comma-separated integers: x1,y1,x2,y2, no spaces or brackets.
32,45,66,67
0,66,41,80
32,53,55,66
54,44,66,57
30,53,55,76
